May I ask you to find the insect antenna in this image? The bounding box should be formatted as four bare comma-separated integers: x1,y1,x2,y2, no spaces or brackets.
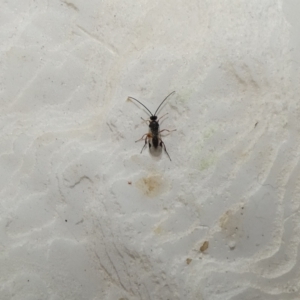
128,97,153,116
154,91,175,116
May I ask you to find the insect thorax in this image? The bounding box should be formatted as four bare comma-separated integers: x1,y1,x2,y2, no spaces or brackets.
149,120,159,132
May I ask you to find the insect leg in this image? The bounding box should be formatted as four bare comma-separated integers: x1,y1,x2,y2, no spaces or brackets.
135,133,148,142
160,139,171,161
157,113,169,122
140,137,148,153
141,117,150,124
159,129,176,134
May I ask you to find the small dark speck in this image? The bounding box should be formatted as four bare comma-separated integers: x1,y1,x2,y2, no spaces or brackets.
65,220,68,222
254,122,258,127
128,181,132,185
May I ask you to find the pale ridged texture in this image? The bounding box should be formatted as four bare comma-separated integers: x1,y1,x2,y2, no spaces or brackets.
0,1,299,299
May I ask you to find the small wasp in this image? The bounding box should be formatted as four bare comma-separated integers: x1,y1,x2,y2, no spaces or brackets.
128,91,176,161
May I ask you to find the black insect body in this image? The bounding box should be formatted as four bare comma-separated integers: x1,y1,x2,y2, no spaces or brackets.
149,117,159,148
128,91,176,161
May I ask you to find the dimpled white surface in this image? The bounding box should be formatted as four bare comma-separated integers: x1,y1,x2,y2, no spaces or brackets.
1,1,300,299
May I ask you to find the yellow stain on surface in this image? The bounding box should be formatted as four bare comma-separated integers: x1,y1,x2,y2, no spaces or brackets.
219,205,244,240
200,241,209,252
135,173,168,197
153,225,163,235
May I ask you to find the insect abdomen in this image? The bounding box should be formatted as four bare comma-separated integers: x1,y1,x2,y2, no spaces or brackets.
152,136,159,148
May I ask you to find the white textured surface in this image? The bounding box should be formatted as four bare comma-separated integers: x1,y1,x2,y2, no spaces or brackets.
1,1,300,299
